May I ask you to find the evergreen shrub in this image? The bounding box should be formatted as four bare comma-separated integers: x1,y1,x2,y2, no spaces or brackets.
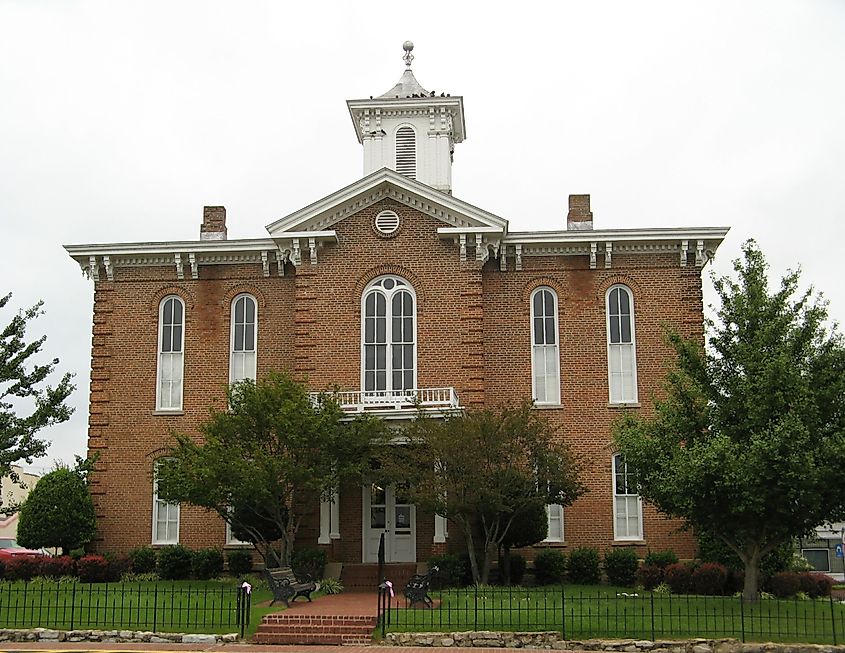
429,553,468,588
568,547,601,585
77,555,110,583
191,548,224,580
644,549,678,569
506,553,527,585
157,545,192,580
692,562,727,595
636,564,664,590
603,548,639,587
291,547,326,580
129,546,157,574
770,571,801,598
227,549,253,576
664,562,693,594
533,549,566,585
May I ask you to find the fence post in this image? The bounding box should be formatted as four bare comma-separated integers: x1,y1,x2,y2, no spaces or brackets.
474,584,478,631
650,592,655,641
739,595,745,643
830,594,838,646
153,583,158,633
70,582,76,631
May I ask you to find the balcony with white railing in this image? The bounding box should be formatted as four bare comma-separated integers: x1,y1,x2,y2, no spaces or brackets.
310,387,461,416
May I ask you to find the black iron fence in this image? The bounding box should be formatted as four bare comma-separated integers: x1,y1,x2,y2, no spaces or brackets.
0,582,251,638
377,585,845,645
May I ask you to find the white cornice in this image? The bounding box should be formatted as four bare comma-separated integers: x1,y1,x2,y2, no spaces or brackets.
265,168,508,236
346,96,466,145
503,226,729,245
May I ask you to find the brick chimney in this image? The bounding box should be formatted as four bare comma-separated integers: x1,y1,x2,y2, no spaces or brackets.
567,194,593,231
200,206,227,241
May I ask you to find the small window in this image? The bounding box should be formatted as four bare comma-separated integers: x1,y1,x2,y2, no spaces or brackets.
531,287,560,404
230,294,257,383
606,285,638,403
152,463,179,545
157,296,184,410
395,126,416,179
801,548,831,572
375,210,400,235
613,453,642,540
545,504,564,542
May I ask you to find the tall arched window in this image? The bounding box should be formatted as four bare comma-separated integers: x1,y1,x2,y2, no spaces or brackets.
606,285,638,403
531,287,560,404
157,296,184,410
612,453,642,540
395,126,416,179
230,294,257,383
362,276,416,397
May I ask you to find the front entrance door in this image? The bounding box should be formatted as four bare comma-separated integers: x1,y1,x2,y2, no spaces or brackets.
363,482,416,563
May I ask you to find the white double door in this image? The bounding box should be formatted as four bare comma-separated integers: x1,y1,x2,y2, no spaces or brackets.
363,482,416,563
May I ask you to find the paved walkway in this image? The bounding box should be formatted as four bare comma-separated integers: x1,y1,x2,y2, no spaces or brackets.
277,592,381,617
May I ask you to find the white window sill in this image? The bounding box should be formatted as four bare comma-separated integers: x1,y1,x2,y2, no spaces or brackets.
151,541,180,546
152,410,185,416
612,539,645,546
533,403,563,410
536,541,567,547
607,402,641,409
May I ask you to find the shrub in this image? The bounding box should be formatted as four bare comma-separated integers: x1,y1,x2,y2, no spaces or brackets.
664,563,693,594
533,550,567,585
40,555,76,579
191,548,224,580
692,562,727,595
568,547,601,585
644,549,678,569
227,549,253,576
0,559,5,579
104,553,130,582
129,546,157,574
291,547,326,581
429,553,469,588
4,556,40,581
157,545,192,580
121,571,159,582
798,572,835,598
320,577,344,594
506,553,527,585
770,571,801,598
726,568,745,594
636,564,664,590
77,555,110,583
604,548,639,587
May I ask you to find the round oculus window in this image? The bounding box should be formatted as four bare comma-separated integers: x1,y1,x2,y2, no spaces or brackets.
375,210,400,235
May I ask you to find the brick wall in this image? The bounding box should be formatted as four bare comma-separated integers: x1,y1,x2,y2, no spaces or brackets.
85,201,700,562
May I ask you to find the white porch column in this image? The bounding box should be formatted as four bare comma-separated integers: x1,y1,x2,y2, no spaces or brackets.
318,496,331,544
330,490,340,540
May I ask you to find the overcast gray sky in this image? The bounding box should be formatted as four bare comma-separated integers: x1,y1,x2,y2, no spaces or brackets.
2,0,843,473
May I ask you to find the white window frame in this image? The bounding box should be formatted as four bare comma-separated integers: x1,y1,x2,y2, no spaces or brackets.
229,294,258,384
152,463,180,545
394,124,417,179
612,453,642,541
225,520,252,546
530,287,561,405
606,285,638,404
156,295,185,411
360,276,417,397
544,504,564,543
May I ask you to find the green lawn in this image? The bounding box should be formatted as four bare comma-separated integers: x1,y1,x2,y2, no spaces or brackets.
0,579,273,636
383,585,845,645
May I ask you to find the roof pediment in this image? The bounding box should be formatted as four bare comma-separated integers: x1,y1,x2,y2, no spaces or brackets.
265,168,508,238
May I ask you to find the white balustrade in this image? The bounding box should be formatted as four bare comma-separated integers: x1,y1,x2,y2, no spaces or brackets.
310,387,460,413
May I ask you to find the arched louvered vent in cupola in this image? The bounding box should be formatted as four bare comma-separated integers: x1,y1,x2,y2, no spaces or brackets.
395,126,416,179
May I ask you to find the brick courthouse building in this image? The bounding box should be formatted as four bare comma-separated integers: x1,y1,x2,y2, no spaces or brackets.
66,43,728,574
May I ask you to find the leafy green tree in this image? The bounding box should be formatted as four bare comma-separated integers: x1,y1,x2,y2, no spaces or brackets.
17,459,96,555
1,293,74,504
156,371,387,568
614,241,845,600
381,402,583,585
497,499,548,585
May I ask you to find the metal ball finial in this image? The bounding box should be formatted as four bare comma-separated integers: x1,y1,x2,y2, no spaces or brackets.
402,41,414,68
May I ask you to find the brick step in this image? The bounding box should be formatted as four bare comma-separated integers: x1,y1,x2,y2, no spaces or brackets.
256,624,375,634
253,632,371,645
261,615,377,626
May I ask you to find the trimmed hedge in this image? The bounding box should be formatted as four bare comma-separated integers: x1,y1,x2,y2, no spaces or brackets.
636,564,664,590
644,549,678,569
77,555,110,583
604,548,639,587
157,545,192,580
568,547,601,585
291,547,327,580
227,549,254,576
533,550,566,585
129,546,157,574
692,562,727,595
664,562,693,594
429,553,469,588
191,548,224,580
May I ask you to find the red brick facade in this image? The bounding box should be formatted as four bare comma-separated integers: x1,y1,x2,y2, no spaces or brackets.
76,191,716,564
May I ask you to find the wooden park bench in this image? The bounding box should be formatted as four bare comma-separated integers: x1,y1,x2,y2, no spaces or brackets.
403,565,439,608
263,567,317,608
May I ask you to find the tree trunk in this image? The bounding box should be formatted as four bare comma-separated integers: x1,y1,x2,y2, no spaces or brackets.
463,523,482,585
500,545,512,586
480,541,495,585
741,548,762,601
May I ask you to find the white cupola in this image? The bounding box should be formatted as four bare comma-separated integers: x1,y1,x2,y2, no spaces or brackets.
347,42,466,193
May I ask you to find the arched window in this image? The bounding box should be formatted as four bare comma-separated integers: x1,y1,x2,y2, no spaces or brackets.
157,296,184,410
531,287,560,404
612,453,642,540
606,285,638,403
395,126,416,179
152,461,180,544
230,294,257,383
362,276,416,397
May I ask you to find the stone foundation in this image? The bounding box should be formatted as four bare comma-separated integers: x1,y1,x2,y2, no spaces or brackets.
384,633,845,653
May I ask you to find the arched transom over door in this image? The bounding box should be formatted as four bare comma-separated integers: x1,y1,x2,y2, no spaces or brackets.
361,276,416,400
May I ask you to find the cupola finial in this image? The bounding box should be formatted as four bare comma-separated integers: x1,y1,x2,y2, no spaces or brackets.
402,41,414,68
